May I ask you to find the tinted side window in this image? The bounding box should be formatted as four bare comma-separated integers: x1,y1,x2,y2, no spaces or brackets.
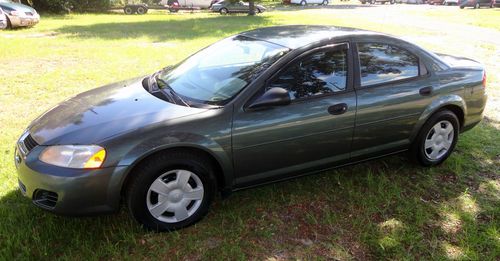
358,43,419,87
270,48,348,100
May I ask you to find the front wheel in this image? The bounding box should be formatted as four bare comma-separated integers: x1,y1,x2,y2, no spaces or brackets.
126,152,217,231
124,6,134,15
474,2,480,8
300,0,307,6
322,0,329,5
411,110,459,167
390,0,396,4
5,16,11,29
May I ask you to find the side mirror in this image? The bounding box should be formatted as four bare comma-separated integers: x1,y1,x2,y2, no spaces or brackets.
248,87,291,110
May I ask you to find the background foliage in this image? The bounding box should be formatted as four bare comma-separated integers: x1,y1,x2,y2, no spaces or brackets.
21,0,112,13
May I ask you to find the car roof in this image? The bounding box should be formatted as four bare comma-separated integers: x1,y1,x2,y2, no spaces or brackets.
239,25,384,49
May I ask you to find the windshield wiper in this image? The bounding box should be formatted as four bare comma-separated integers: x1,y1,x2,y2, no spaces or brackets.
152,71,191,107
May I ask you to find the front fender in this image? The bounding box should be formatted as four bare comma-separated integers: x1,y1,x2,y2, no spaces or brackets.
409,94,466,142
117,131,233,190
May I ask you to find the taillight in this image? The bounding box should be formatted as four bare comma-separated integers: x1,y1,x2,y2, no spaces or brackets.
482,70,486,88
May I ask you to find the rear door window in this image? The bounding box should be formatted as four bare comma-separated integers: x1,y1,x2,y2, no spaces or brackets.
357,43,419,87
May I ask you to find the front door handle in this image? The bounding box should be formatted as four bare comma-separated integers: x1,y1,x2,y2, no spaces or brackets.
328,103,348,115
419,86,433,96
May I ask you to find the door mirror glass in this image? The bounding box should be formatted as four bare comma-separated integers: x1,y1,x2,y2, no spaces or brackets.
248,87,291,109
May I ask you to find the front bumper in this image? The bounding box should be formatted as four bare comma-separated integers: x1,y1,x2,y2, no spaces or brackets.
15,145,128,215
7,15,39,28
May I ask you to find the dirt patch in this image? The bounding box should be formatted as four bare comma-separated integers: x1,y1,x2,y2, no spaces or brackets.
1,32,58,39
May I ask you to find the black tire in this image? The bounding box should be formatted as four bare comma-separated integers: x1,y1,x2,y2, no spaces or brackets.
370,0,376,4
126,151,217,232
411,110,460,167
474,2,480,8
390,0,396,4
219,7,229,14
6,16,11,29
300,0,307,6
124,6,134,15
460,5,465,8
137,6,147,15
322,0,329,5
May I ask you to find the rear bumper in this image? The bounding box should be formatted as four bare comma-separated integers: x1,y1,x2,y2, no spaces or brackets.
15,146,128,215
463,91,487,132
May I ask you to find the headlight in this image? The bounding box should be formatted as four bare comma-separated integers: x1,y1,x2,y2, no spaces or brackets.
9,10,21,16
39,145,106,169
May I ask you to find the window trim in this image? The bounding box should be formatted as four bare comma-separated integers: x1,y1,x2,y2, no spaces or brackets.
353,42,430,90
265,42,353,104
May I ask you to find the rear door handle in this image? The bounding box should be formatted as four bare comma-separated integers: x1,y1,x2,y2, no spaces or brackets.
419,86,433,96
328,103,348,115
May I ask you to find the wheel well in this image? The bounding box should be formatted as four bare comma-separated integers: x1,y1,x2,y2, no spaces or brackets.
440,105,464,129
120,147,226,198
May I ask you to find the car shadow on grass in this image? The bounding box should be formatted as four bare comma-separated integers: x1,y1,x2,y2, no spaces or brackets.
0,122,498,259
54,15,272,42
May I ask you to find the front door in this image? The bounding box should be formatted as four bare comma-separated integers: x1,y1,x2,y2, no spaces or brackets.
231,43,357,187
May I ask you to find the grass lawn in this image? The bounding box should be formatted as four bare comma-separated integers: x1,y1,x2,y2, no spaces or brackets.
1,5,499,260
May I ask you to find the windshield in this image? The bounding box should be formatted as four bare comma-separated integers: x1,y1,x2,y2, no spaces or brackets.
158,35,289,106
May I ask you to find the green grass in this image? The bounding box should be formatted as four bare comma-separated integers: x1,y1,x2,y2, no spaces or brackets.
1,6,499,260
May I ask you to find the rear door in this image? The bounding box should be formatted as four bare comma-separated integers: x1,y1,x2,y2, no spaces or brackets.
351,41,438,159
232,43,356,187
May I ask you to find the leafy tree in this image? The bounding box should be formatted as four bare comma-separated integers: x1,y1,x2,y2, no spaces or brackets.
26,0,111,13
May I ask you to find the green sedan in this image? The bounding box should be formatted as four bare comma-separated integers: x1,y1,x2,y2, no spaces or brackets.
15,26,487,231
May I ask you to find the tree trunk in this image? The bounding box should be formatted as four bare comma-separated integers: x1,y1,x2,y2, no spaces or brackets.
248,0,256,16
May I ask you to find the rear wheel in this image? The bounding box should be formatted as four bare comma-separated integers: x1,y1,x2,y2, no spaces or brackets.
300,0,307,6
136,6,147,14
219,8,228,14
126,152,217,231
370,0,376,4
322,0,329,5
411,110,459,167
390,0,396,4
474,2,480,8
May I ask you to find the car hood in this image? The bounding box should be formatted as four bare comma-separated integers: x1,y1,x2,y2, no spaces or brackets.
28,77,209,145
0,2,36,12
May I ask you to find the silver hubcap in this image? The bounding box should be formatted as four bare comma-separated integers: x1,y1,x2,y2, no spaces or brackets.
424,120,454,160
146,169,204,223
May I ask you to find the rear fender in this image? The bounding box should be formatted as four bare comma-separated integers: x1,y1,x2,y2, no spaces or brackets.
409,94,466,142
